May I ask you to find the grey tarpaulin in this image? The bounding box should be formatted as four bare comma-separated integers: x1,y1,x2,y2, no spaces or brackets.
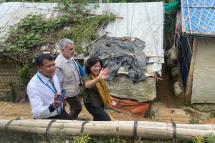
90,36,148,82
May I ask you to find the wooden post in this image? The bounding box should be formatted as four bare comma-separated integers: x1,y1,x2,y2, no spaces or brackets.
185,38,198,104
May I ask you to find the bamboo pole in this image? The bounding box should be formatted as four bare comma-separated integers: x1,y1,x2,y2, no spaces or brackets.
0,119,215,140
185,38,198,103
2,120,215,130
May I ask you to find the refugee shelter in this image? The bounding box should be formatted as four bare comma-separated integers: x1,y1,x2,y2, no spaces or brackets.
174,0,215,109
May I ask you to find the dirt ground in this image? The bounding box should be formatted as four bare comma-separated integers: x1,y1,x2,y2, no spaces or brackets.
0,100,148,121
0,100,214,124
0,72,214,123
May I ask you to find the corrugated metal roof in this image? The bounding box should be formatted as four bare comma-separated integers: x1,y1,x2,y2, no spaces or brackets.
0,2,164,75
181,0,215,36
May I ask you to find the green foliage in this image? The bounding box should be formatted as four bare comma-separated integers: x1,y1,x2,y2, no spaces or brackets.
6,131,215,143
59,0,89,16
206,134,215,143
70,135,127,143
192,134,215,143
19,60,35,84
164,12,176,50
73,134,91,143
189,118,200,124
71,14,115,53
1,1,115,84
3,6,114,56
193,136,205,143
1,14,73,68
2,14,75,84
88,136,127,143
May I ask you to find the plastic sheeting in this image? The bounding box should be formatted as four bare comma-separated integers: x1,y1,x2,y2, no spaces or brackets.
164,0,180,12
107,75,156,102
191,38,215,103
88,2,164,75
111,97,150,116
0,2,58,44
91,36,147,82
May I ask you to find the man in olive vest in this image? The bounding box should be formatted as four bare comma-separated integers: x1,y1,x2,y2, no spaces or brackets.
55,38,82,120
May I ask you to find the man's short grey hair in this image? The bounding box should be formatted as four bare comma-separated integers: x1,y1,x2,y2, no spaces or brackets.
57,38,74,50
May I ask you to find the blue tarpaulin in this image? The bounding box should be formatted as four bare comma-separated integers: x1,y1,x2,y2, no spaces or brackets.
181,0,215,35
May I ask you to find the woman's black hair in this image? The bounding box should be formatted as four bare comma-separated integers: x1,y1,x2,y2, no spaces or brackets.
85,56,103,75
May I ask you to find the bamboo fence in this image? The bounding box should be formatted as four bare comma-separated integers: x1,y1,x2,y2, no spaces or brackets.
0,119,215,140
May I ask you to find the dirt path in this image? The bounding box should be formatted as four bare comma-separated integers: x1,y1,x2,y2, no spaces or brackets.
1,100,214,124
0,101,147,121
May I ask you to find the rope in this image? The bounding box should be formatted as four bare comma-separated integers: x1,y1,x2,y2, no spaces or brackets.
131,120,138,142
171,119,177,139
4,117,21,131
45,119,56,142
80,121,90,133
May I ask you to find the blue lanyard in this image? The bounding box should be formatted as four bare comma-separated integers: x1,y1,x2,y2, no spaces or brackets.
37,73,63,115
71,59,81,79
37,74,57,94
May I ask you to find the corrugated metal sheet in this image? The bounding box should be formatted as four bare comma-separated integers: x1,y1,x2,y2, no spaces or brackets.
0,2,164,75
181,0,215,36
191,38,215,103
107,76,156,102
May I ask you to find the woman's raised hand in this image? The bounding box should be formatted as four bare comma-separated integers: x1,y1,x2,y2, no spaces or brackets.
97,68,109,80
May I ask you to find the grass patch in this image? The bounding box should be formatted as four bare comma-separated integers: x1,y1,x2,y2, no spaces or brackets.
192,134,215,143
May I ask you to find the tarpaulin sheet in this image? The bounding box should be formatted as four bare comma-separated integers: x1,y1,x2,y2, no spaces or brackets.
107,75,156,102
181,0,215,35
111,97,150,117
91,36,147,82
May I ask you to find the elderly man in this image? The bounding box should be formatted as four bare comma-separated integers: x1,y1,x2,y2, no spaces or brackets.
27,53,69,119
55,38,82,120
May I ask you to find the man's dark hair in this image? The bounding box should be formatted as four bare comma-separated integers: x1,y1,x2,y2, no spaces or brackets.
85,56,103,75
35,53,55,67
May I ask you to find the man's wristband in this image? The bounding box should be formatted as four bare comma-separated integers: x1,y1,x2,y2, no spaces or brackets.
48,103,56,112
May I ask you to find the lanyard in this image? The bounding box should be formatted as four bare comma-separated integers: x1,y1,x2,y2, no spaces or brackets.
37,73,63,115
37,74,57,94
71,59,81,79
